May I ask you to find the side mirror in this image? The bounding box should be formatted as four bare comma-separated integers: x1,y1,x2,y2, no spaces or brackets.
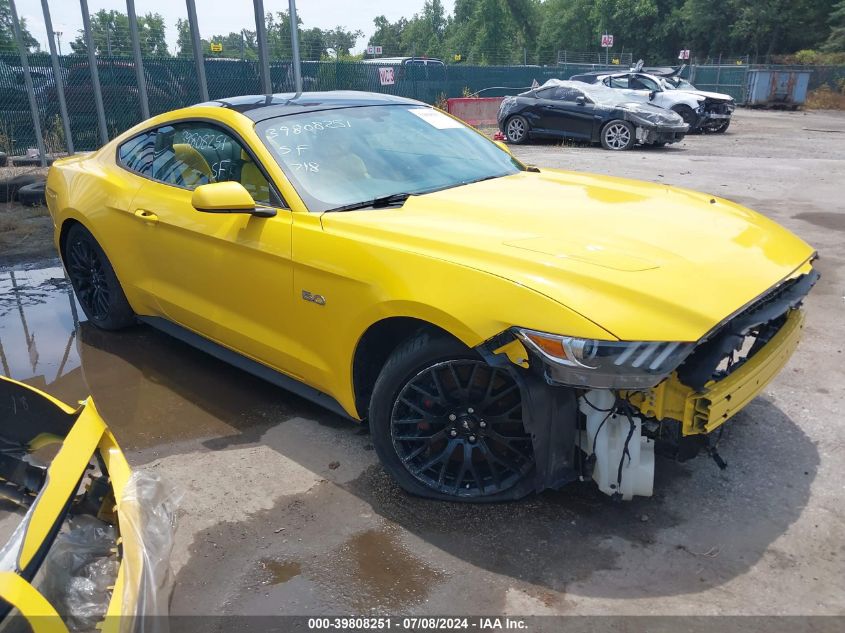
575,96,587,105
648,90,657,101
191,182,276,218
494,140,513,155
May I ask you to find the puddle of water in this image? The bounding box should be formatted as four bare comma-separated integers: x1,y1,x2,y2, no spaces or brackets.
242,526,446,613
0,267,84,405
0,265,303,452
259,558,301,585
794,211,845,232
310,526,446,612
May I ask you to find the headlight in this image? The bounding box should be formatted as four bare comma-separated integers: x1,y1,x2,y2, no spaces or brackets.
626,113,656,128
514,328,695,389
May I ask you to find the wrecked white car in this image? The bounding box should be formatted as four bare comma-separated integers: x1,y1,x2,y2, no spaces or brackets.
570,70,736,133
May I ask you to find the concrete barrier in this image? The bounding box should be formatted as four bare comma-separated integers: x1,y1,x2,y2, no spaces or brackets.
446,97,504,126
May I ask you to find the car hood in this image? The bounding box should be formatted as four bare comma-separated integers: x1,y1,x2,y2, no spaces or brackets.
681,88,734,101
321,170,815,342
613,101,687,126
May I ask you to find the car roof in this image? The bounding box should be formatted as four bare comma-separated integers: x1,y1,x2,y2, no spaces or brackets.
196,90,425,121
360,57,445,65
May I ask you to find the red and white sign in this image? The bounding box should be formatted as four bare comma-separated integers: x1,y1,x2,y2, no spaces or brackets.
678,49,690,60
374,45,383,55
378,67,395,86
601,34,614,48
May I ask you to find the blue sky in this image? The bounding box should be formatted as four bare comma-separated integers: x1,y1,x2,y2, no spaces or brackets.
16,0,455,54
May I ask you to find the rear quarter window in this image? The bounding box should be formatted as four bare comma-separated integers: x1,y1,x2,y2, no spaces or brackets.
117,131,155,177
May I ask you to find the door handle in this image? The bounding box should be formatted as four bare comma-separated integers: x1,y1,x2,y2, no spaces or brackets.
134,209,158,224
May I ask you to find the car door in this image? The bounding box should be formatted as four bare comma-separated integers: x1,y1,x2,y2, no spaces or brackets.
533,87,565,131
629,74,670,108
124,121,303,377
602,74,647,104
535,86,596,139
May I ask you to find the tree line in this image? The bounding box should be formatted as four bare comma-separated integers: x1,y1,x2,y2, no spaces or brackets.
0,3,362,61
2,0,844,65
371,0,845,65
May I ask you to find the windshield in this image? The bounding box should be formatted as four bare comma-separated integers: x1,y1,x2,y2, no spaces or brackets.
662,77,696,91
256,105,522,212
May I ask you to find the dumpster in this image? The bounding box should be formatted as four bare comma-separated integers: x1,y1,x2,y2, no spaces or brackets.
743,69,812,108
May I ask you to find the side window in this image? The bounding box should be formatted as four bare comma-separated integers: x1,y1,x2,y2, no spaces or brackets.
552,87,586,102
118,131,155,176
606,76,629,89
634,76,661,91
150,122,276,206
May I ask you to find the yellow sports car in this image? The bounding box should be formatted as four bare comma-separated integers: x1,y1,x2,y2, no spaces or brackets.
0,376,137,632
45,91,817,501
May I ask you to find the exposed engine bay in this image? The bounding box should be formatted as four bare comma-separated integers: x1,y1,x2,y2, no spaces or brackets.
482,268,819,500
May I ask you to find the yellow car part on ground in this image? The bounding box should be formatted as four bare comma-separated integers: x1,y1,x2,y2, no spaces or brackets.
0,376,137,630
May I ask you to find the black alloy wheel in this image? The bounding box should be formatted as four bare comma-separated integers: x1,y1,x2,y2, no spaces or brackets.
64,224,135,330
710,119,731,133
67,237,110,321
370,330,536,501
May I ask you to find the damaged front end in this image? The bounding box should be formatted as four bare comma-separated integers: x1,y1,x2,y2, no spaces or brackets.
698,97,735,131
0,376,179,632
478,265,819,500
616,102,689,146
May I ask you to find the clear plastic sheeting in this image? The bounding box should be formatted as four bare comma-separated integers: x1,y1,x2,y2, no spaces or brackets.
35,515,119,632
118,471,183,633
615,101,686,127
540,79,687,127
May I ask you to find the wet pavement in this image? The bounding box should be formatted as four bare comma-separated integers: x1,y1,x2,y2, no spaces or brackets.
0,265,314,454
0,109,843,618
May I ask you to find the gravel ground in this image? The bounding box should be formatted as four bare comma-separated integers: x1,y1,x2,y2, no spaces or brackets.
0,108,843,625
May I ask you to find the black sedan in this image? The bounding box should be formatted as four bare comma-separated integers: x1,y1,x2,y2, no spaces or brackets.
497,80,688,150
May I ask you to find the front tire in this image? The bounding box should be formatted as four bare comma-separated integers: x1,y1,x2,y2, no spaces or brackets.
601,120,635,150
710,119,731,134
369,330,535,501
504,115,529,144
672,104,698,130
63,224,135,330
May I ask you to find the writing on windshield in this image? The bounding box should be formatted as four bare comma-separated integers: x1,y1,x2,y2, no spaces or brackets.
257,105,521,212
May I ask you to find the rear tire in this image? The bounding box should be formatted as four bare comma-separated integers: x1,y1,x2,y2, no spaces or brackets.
504,115,529,144
369,330,535,502
0,175,42,203
600,120,635,150
63,224,135,330
16,182,46,206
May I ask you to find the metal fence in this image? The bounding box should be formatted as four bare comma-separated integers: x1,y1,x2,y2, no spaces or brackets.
1,56,633,153
689,63,845,102
2,53,845,155
557,51,634,66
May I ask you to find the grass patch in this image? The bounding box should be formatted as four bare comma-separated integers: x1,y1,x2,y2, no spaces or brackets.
0,201,55,265
805,81,845,110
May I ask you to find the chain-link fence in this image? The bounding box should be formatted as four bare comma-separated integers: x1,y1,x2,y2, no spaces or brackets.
1,56,617,153
689,64,845,102
3,54,845,155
